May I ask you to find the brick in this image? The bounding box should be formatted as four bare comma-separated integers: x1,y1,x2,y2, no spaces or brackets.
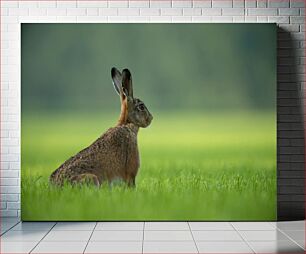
47,8,67,16
161,8,183,16
129,0,149,7
212,16,233,22
128,16,150,22
212,0,233,7
278,178,305,186
118,8,140,16
77,1,107,7
99,8,118,16
183,8,202,16
278,8,300,15
86,8,99,16
0,194,19,202
9,163,20,170
1,210,18,217
278,195,304,201
257,16,268,22
0,171,19,178
149,16,172,22
290,0,305,7
279,147,304,155
1,202,7,210
0,178,18,186
172,1,192,7
38,1,56,8
1,1,18,8
291,139,305,146
9,8,29,16
278,24,300,32
233,16,245,22
193,0,211,7
202,8,222,15
268,0,289,8
247,8,278,15
257,0,267,8
245,0,256,7
244,16,258,22
7,202,20,210
290,16,304,24
172,16,192,22
29,8,48,16
77,16,105,22
279,170,304,178
279,130,304,138
268,16,289,23
278,186,305,194
140,8,160,16
108,1,128,8
233,0,244,7
192,16,211,22
222,8,245,15
150,0,171,8
57,1,77,8
67,8,87,16
0,186,20,194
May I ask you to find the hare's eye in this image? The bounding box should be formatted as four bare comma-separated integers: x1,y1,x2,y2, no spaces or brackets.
138,104,145,111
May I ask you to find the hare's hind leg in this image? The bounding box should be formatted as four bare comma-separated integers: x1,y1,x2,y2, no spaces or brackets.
71,173,100,186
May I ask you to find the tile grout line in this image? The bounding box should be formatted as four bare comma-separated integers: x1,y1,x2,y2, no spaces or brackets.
29,222,57,254
276,227,305,251
0,220,21,236
187,222,199,254
141,222,145,254
229,222,256,254
82,222,97,254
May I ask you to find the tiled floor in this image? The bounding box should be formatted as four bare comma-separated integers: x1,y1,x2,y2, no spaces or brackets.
0,219,304,253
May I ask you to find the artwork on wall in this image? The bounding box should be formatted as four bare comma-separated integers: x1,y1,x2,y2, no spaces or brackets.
21,24,276,221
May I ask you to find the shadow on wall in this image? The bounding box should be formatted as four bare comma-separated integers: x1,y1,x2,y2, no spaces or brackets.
277,27,305,221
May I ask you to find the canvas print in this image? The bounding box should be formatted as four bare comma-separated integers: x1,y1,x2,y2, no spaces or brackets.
21,24,276,221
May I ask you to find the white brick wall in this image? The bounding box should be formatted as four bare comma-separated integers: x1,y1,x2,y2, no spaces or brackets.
0,0,305,218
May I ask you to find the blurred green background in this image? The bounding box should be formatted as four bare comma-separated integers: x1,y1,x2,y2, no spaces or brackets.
21,24,276,221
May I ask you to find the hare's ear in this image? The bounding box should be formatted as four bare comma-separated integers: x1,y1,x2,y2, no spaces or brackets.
122,69,133,98
111,67,122,96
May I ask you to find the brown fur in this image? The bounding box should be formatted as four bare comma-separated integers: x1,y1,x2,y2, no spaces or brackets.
49,68,152,187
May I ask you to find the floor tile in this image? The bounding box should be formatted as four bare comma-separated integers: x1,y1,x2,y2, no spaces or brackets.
1,230,47,242
239,230,290,241
42,230,92,242
32,241,87,253
249,240,304,253
144,230,193,241
85,241,142,253
282,230,305,249
52,222,96,231
193,230,242,241
276,221,305,231
189,222,234,231
145,222,189,231
96,222,143,231
90,230,143,241
1,241,37,253
282,230,305,241
232,222,275,230
197,241,253,253
143,241,198,253
12,222,55,231
1,220,21,234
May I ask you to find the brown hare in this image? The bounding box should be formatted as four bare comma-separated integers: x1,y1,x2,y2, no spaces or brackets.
49,68,153,187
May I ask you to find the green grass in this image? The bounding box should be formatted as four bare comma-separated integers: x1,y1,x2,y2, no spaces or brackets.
21,111,276,221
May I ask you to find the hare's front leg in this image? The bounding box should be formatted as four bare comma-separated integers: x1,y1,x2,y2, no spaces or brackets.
71,173,100,186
